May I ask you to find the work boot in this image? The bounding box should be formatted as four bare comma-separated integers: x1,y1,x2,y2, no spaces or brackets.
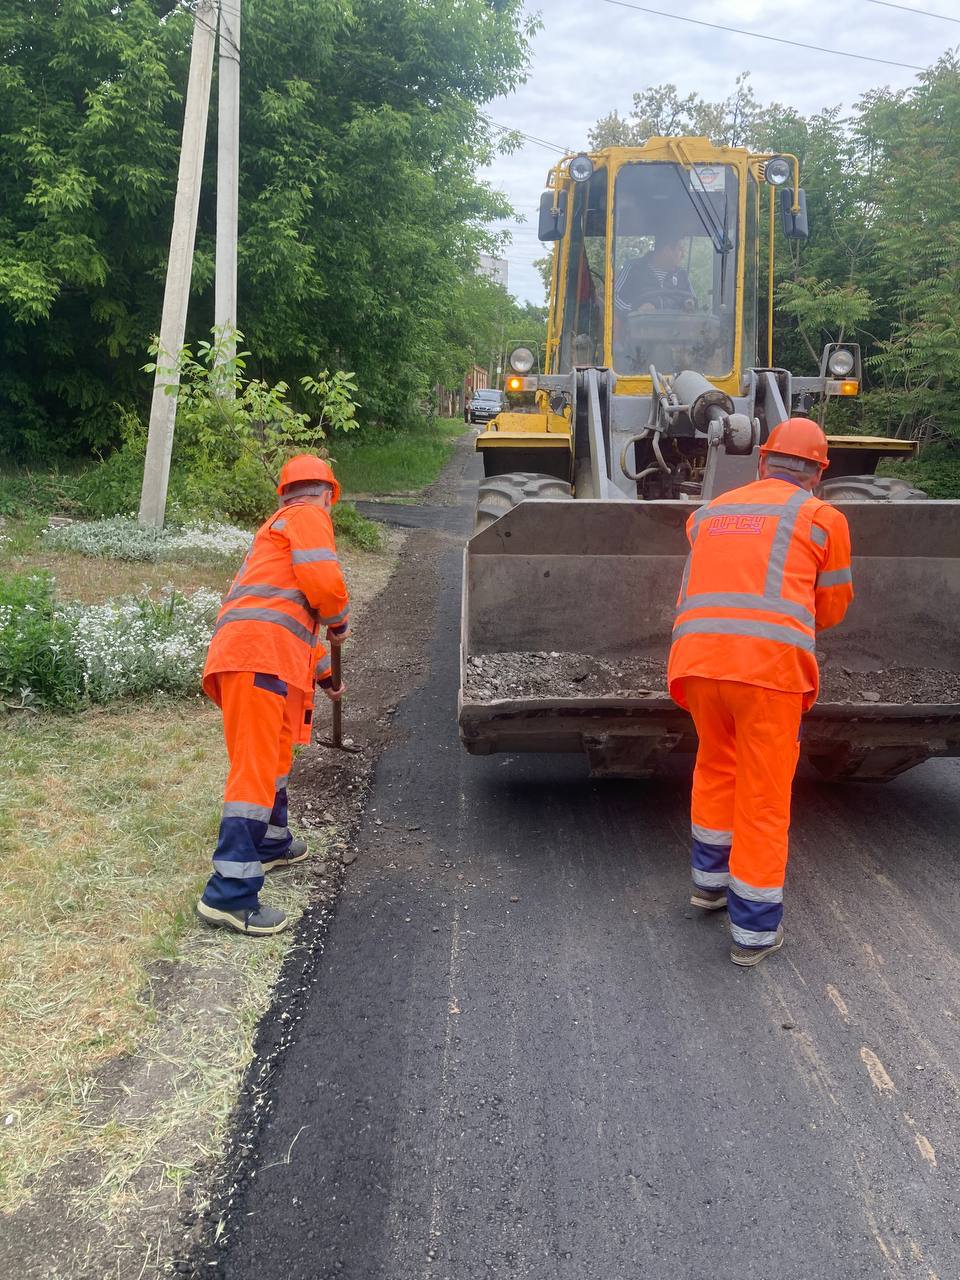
690,887,728,911
196,900,289,936
263,836,309,873
730,925,784,968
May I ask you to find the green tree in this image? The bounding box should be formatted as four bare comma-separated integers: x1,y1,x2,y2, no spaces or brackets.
858,57,960,442
0,0,192,453
0,0,537,457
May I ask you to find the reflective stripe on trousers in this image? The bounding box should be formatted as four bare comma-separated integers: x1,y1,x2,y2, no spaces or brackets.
684,676,802,947
202,672,303,912
691,835,730,889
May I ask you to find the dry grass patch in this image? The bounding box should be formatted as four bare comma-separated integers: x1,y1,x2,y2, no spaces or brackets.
0,546,235,604
2,701,215,1202
0,530,401,1231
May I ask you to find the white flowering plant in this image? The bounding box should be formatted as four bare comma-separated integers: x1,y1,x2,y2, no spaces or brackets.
0,571,221,710
42,516,253,563
63,587,221,702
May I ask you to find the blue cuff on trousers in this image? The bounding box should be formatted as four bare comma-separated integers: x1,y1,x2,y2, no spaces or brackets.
691,837,731,888
728,889,783,944
260,786,293,858
202,815,267,911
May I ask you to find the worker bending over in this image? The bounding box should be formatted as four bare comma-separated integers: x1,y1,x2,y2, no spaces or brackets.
197,455,350,937
667,419,853,966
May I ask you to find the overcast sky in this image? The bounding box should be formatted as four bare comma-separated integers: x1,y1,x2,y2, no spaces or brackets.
483,0,959,304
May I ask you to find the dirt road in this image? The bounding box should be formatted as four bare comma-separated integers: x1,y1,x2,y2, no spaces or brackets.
199,441,960,1279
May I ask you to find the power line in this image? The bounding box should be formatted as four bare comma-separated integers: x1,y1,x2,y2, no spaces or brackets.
599,0,927,70
472,112,571,155
862,0,960,23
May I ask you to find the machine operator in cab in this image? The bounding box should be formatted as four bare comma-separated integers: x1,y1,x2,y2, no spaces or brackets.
614,234,696,315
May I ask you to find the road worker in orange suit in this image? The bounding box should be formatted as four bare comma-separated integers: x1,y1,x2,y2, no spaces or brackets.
196,455,350,937
667,419,854,966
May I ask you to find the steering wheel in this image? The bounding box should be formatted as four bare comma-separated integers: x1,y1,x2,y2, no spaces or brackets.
631,288,697,313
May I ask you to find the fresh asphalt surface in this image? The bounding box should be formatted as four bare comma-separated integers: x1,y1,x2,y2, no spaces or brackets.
218,447,960,1279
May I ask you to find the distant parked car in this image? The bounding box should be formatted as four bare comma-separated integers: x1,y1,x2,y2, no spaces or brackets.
467,388,506,425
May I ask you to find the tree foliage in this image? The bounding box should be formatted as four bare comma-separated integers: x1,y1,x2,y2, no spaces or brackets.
0,0,537,457
144,327,360,485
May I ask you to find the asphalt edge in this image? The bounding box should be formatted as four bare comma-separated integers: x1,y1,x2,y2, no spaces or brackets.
181,431,476,1277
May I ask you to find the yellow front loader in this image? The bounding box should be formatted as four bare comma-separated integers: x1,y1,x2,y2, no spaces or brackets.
459,138,960,782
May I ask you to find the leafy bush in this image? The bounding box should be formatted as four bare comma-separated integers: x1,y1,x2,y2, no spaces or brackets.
151,332,360,470
333,502,384,552
879,447,960,499
61,332,374,530
0,573,83,710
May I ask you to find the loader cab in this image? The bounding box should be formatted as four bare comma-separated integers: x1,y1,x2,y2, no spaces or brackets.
545,141,767,399
611,160,741,378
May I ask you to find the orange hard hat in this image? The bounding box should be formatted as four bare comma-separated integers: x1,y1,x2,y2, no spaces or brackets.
277,454,341,505
759,417,829,468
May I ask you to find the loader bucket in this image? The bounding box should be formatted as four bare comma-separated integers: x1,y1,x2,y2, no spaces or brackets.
459,500,960,781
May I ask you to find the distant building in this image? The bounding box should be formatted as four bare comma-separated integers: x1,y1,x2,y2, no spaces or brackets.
478,254,509,290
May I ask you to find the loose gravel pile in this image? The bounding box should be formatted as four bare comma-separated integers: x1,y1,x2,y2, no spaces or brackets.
463,651,960,705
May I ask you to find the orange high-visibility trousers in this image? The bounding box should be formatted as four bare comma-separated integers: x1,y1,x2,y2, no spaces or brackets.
685,676,803,948
201,671,307,912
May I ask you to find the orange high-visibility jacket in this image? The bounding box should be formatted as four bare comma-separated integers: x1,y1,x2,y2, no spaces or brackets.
668,476,853,711
203,500,350,698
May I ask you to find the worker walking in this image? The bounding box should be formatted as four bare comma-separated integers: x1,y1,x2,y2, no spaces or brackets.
667,419,853,966
197,455,350,937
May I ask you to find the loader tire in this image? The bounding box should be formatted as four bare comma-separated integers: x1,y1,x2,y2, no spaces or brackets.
816,474,928,501
475,472,573,533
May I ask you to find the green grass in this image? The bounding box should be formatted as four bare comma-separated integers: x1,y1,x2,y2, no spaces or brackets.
330,417,468,495
0,414,465,529
0,467,88,521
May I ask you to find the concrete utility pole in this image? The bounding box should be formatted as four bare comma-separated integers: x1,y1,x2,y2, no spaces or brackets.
215,0,241,379
138,0,217,529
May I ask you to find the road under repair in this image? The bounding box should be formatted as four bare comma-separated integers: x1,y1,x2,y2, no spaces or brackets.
204,443,960,1280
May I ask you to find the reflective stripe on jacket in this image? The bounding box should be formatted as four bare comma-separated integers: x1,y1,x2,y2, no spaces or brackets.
667,476,853,711
203,500,350,697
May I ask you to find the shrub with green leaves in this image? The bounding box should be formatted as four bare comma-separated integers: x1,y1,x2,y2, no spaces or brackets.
879,447,960,499
0,572,83,710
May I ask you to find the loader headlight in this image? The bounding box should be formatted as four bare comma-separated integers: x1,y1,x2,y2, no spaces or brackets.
568,153,594,183
509,346,535,374
764,156,791,186
827,347,856,377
